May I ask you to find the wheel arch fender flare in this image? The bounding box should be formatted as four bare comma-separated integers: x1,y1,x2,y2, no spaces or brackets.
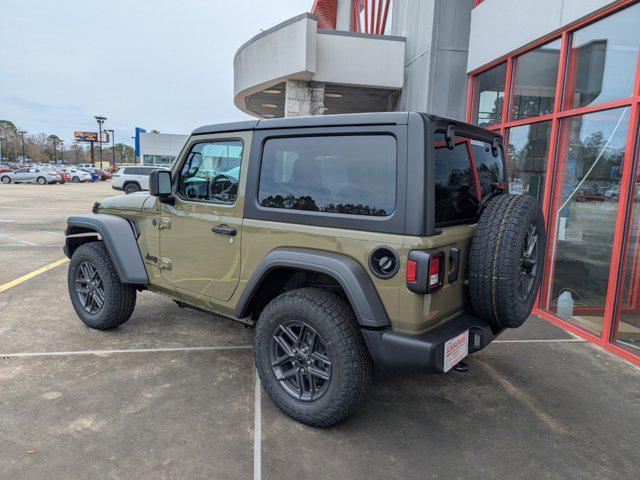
235,247,391,328
64,213,149,285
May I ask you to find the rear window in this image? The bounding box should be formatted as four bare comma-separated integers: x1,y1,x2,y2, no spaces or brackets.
258,135,396,217
434,133,503,227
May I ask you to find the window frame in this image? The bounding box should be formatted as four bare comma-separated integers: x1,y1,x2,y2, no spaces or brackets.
466,0,640,366
244,125,408,235
172,137,245,206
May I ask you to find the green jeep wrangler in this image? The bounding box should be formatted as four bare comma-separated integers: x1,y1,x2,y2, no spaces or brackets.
64,112,545,427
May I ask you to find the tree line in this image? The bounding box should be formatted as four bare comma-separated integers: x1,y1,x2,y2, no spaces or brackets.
0,119,135,165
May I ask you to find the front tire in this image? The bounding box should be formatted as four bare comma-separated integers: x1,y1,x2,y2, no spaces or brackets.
68,242,136,330
124,182,141,194
1,176,10,184
254,288,372,427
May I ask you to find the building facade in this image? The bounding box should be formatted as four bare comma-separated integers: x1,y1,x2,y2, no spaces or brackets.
138,132,188,167
233,0,640,365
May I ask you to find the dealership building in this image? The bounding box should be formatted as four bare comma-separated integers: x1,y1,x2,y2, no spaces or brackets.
234,0,640,365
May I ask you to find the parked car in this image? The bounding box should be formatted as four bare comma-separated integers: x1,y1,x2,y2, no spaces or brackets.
79,168,100,182
1,167,61,184
112,165,166,193
44,168,70,184
59,168,92,183
64,113,546,427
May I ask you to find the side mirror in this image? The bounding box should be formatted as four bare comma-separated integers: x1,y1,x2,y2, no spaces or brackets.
149,169,174,204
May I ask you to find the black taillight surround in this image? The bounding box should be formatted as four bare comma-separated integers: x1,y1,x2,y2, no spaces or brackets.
406,250,445,294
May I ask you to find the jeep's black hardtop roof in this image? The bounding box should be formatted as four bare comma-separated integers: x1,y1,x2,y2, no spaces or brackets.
191,112,502,143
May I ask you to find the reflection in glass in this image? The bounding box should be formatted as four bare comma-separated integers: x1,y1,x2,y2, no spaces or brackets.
564,3,640,109
506,121,552,204
543,108,630,335
511,39,561,120
473,63,507,127
614,144,640,352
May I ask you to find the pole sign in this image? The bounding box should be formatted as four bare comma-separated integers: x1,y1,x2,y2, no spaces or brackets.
74,131,98,142
74,131,109,143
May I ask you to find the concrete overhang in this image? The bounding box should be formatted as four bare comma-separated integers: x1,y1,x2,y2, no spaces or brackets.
234,13,406,117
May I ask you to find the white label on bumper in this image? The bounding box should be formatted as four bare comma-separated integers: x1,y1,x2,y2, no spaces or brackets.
443,330,469,373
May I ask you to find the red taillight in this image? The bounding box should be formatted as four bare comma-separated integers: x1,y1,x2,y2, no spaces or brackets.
406,260,417,283
406,250,445,294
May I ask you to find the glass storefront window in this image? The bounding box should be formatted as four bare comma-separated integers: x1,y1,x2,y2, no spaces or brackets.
511,39,561,120
614,138,640,353
563,3,640,110
473,62,507,127
506,121,552,204
543,107,631,335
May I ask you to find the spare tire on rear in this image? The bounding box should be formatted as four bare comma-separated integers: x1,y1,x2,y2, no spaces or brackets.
469,194,546,329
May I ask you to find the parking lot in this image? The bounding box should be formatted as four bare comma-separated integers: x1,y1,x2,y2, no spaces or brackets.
1,182,639,479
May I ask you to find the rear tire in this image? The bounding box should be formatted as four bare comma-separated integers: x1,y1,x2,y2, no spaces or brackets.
254,287,372,427
37,176,46,185
68,242,136,330
72,176,80,183
124,182,140,194
469,194,546,329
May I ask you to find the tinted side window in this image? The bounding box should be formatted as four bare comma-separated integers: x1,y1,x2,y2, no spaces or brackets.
434,133,479,226
123,167,136,175
177,140,243,204
258,135,396,217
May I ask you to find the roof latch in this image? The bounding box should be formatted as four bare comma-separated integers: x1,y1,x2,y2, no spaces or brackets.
445,124,455,150
491,137,499,157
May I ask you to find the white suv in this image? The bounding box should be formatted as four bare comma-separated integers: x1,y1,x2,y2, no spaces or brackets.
112,166,165,194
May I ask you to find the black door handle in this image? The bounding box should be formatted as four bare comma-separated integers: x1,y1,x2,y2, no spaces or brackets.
211,225,237,236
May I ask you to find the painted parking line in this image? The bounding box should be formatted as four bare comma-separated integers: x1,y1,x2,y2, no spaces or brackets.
0,257,69,294
0,345,253,358
493,338,586,343
0,232,39,246
254,372,262,480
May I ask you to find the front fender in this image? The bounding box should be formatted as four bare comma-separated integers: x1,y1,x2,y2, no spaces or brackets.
235,247,391,328
65,213,149,285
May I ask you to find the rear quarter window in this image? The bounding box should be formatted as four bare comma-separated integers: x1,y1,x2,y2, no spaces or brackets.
258,135,396,217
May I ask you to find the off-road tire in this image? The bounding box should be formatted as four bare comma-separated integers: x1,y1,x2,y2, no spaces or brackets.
68,242,136,330
37,176,46,185
254,287,372,427
124,182,141,194
469,194,546,329
1,176,11,184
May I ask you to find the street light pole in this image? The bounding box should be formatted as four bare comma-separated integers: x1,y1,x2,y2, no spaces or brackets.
18,131,27,162
94,116,107,169
52,137,57,163
107,129,115,168
60,139,64,163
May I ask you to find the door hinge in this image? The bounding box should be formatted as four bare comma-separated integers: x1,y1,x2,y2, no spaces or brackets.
159,257,172,270
158,217,172,229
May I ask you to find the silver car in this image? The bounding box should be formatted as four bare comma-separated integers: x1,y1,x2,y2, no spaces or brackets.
1,167,62,185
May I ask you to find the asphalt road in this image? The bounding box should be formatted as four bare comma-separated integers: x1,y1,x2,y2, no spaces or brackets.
1,181,639,480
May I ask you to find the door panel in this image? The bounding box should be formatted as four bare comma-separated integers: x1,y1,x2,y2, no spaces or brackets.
159,132,250,302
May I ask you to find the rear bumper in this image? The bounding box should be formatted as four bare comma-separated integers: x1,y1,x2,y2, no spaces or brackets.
361,315,503,372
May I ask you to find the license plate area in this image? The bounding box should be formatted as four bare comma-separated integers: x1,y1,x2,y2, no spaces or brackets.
443,330,469,372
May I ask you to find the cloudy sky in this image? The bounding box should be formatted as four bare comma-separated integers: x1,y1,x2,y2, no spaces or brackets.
0,0,310,145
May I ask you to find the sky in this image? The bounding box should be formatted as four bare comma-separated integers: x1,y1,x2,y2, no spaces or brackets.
0,0,310,146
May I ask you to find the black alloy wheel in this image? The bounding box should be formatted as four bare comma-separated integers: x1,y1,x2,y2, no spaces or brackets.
518,224,539,302
270,320,332,401
75,261,105,314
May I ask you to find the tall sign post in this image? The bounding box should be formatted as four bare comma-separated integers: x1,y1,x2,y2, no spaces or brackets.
95,116,107,169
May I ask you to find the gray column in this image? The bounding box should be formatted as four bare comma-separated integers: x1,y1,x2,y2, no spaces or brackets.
284,80,325,117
